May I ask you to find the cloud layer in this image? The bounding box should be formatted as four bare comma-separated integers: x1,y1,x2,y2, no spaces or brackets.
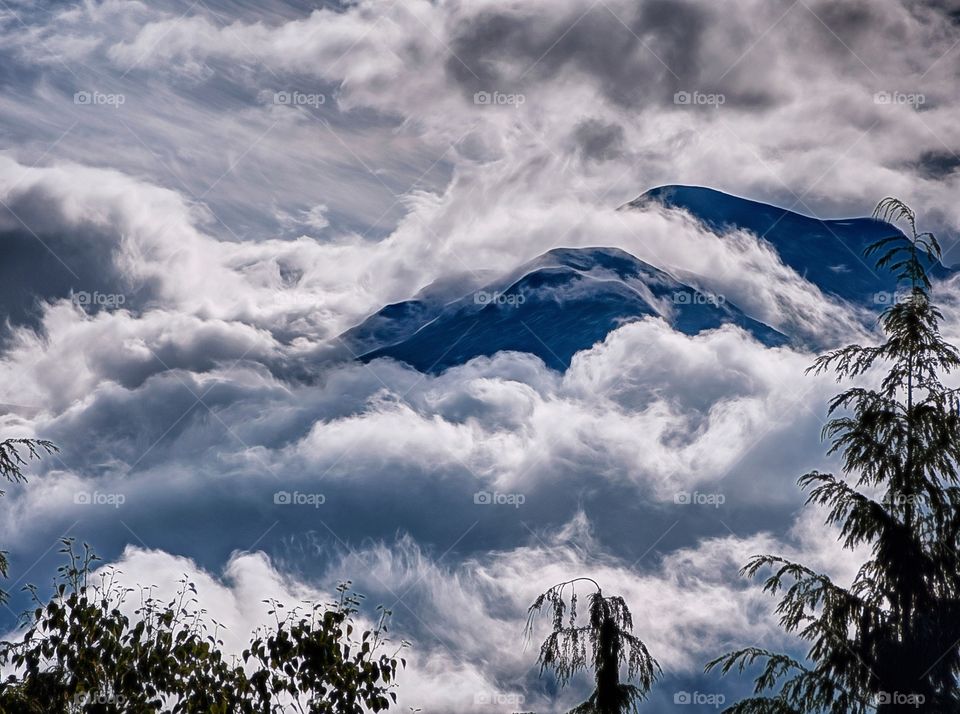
3,0,960,707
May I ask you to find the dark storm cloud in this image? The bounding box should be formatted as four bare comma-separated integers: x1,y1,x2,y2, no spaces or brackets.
40,369,311,485
445,0,779,109
905,0,960,25
572,118,626,161
0,186,159,335
913,149,960,179
802,0,886,41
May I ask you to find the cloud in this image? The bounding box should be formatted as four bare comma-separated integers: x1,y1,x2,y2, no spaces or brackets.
0,313,845,585
2,0,960,707
571,118,626,161
59,0,960,235
17,502,860,713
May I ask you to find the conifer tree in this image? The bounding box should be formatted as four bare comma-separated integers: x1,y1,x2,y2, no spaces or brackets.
526,578,660,713
0,438,57,604
707,199,960,712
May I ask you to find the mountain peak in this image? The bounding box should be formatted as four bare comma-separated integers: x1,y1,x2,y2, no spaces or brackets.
338,188,956,375
340,244,786,374
632,184,954,304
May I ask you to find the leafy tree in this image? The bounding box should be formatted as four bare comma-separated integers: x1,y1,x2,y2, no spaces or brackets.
707,199,960,712
0,438,404,712
0,540,406,713
526,577,660,713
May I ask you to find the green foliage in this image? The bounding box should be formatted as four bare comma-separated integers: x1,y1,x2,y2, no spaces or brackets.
0,540,406,713
526,578,660,714
0,438,404,712
707,199,960,712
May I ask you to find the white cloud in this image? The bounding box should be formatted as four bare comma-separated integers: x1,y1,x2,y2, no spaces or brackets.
1,0,958,706
286,319,833,502
33,503,861,713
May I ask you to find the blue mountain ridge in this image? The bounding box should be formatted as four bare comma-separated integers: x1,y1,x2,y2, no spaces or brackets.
340,186,956,374
343,246,787,373
634,185,955,304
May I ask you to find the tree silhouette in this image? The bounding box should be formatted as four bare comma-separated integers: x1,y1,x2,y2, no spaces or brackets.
0,437,57,604
0,438,57,494
526,578,660,713
0,541,406,713
707,199,960,712
0,439,406,712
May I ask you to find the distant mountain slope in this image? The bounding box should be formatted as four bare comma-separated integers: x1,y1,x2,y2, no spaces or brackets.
341,270,493,356
342,247,787,374
341,186,957,375
632,185,955,305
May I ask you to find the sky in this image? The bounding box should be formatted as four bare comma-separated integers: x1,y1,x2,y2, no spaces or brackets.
1,0,960,710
